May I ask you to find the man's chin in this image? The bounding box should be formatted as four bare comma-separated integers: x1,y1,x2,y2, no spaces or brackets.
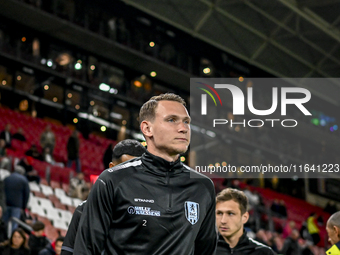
221,232,232,239
176,147,188,155
170,144,188,153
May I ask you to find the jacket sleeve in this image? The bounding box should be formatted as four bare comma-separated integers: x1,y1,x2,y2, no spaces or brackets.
61,202,84,255
194,181,217,255
23,180,30,210
73,171,114,254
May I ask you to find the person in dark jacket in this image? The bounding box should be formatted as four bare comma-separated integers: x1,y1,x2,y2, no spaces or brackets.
73,93,217,254
216,188,275,255
324,201,338,215
0,139,10,170
0,228,30,255
0,124,12,148
0,205,7,243
66,130,81,173
39,236,64,255
280,229,300,255
12,128,26,142
28,221,50,255
25,144,43,161
61,139,146,255
18,156,41,184
3,166,30,232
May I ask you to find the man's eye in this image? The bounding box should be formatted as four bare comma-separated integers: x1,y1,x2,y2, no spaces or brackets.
168,119,175,122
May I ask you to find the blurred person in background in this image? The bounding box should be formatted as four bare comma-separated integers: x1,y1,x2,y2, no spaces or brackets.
324,201,338,215
280,229,301,255
39,236,64,255
66,130,81,173
326,211,340,255
12,128,26,142
28,221,49,255
42,147,55,165
0,228,30,255
0,124,12,148
216,188,275,255
0,172,6,214
307,212,320,245
283,221,296,239
42,147,64,167
61,139,146,255
68,172,89,200
25,144,43,161
40,125,55,155
0,139,10,170
18,156,41,184
278,200,288,218
270,199,281,217
3,166,29,233
0,206,7,243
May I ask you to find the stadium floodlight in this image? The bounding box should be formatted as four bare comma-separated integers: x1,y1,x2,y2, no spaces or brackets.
99,83,110,92
109,88,118,94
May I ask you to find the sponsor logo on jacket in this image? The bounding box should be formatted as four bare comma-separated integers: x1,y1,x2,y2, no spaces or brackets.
127,206,160,217
134,198,155,203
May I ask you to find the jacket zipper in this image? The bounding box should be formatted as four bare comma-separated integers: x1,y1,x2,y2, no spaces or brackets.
167,169,172,209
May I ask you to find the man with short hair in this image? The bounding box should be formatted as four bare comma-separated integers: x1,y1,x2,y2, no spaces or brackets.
73,93,217,254
216,188,275,255
29,221,50,255
110,139,146,166
280,228,300,255
39,236,64,255
326,211,340,255
61,139,146,255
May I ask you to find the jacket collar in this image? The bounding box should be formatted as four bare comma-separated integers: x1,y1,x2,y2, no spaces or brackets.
336,241,340,250
218,230,250,251
141,150,183,174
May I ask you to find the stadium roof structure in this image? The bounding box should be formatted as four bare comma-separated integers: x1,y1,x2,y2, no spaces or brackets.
122,0,340,106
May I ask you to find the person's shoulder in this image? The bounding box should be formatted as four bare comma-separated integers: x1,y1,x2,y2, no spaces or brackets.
181,164,215,193
17,173,29,183
248,237,275,254
74,200,87,213
182,164,214,183
99,157,143,181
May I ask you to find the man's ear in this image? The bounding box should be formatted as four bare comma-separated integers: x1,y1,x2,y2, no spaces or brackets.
109,162,115,168
140,120,152,138
242,212,249,225
334,226,340,237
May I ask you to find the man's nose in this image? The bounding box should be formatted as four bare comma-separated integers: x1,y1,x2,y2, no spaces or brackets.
178,122,189,133
221,214,228,224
